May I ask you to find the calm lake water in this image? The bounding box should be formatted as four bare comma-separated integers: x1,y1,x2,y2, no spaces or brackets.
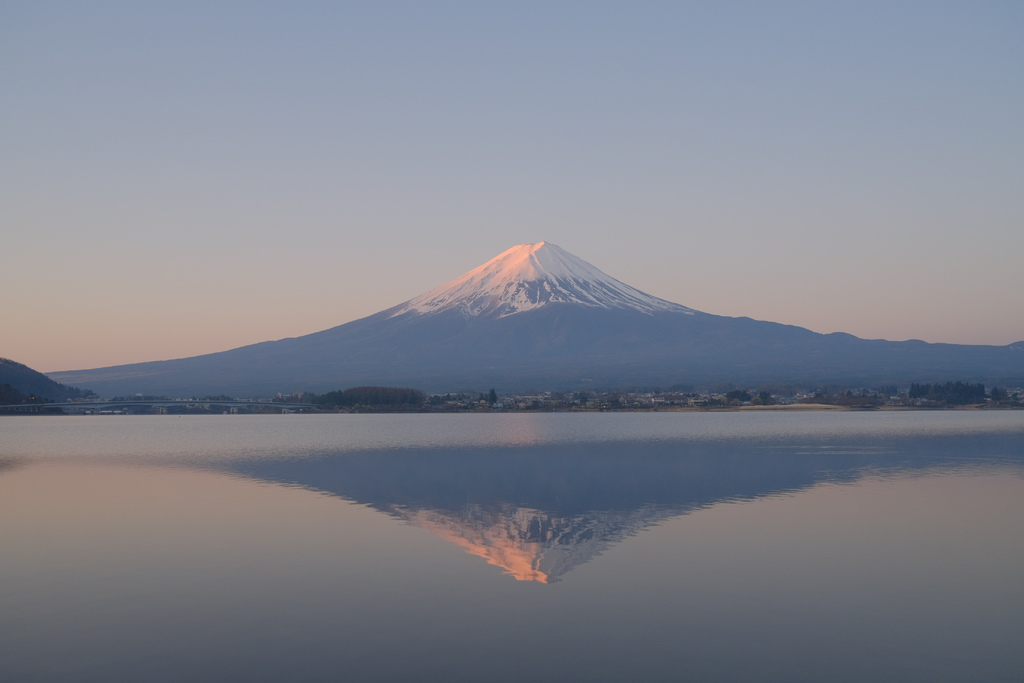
2,411,1023,682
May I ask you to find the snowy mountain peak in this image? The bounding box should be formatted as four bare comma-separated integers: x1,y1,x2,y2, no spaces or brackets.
389,242,695,319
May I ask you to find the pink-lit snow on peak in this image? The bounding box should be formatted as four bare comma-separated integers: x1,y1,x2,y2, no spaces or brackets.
388,242,694,319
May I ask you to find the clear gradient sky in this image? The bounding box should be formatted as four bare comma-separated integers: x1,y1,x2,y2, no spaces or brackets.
4,1,1023,372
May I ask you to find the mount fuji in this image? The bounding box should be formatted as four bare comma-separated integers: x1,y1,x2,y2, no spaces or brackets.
388,241,694,319
49,242,1023,396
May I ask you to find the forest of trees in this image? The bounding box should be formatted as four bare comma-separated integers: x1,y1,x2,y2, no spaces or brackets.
0,383,27,404
908,382,987,405
313,386,427,410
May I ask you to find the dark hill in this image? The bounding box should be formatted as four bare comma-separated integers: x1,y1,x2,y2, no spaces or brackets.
0,357,93,402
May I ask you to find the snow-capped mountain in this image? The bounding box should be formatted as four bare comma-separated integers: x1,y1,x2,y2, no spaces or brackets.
48,242,1024,397
388,242,694,319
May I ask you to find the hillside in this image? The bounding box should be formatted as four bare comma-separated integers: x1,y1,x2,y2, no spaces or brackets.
0,358,93,402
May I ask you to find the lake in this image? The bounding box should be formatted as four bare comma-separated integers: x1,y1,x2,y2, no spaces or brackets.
2,411,1023,682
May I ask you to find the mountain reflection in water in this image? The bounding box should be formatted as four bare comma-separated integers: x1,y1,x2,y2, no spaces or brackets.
222,431,1023,582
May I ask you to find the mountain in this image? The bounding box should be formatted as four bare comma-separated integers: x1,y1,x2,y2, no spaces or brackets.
1,357,92,402
47,242,1024,397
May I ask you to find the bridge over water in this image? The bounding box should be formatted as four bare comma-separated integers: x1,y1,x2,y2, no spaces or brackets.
0,400,317,414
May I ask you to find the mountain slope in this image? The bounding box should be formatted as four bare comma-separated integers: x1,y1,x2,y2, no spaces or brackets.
47,243,1024,396
1,357,92,402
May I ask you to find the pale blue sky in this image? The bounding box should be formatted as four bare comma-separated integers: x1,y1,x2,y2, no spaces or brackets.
3,1,1022,371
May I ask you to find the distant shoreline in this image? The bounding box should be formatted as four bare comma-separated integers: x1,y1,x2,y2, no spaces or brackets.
569,403,1021,413
4,403,1022,416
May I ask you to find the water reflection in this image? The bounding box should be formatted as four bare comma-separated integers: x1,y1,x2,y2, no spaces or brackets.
222,431,1024,582
3,415,1024,682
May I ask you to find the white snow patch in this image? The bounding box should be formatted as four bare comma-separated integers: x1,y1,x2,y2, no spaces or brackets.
388,242,695,319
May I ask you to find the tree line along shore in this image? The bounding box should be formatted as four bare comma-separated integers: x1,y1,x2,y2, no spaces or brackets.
9,382,1021,415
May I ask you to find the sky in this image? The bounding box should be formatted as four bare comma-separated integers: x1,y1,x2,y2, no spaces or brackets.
3,1,1022,372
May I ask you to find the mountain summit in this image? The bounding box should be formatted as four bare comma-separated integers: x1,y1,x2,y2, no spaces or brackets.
388,242,693,319
48,242,1024,396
